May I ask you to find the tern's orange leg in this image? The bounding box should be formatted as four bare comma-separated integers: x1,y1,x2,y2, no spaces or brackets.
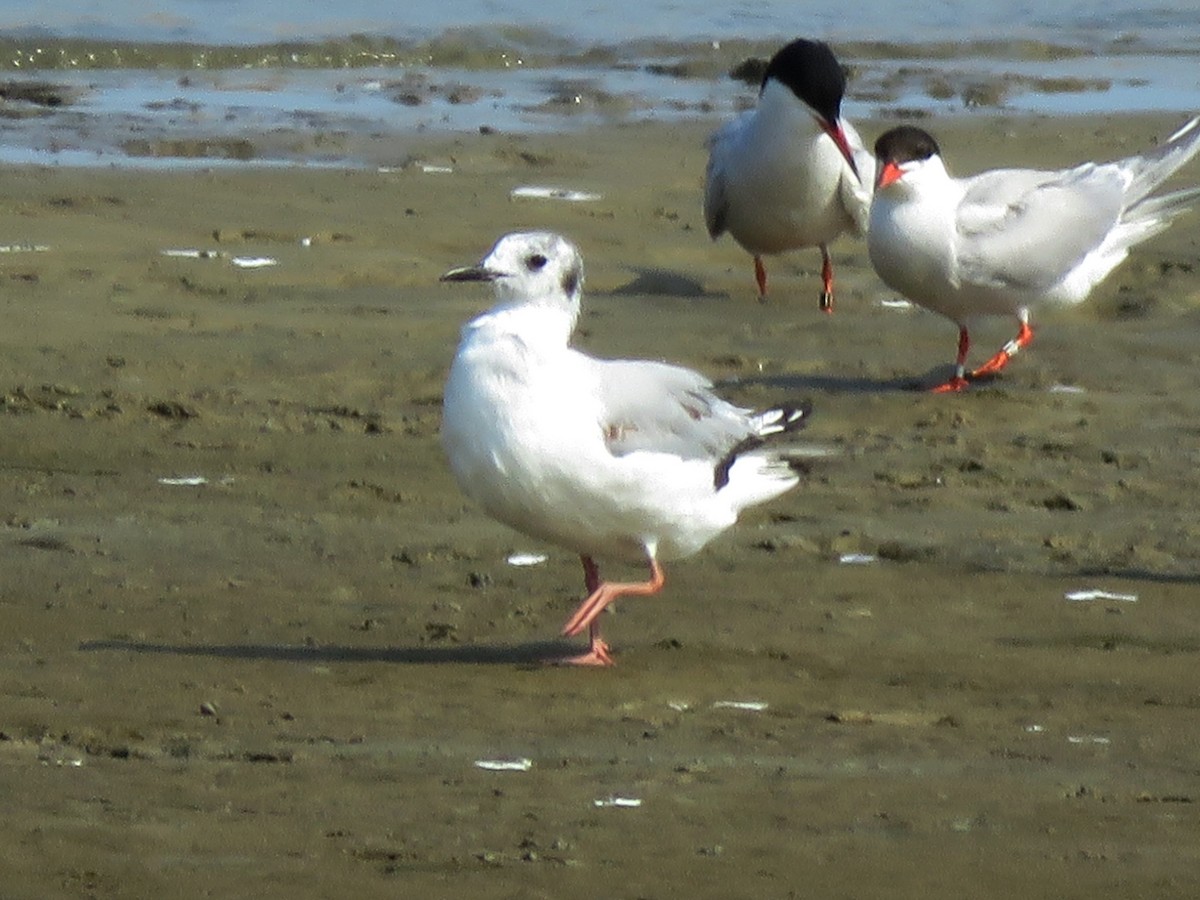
753,255,768,298
930,326,971,393
819,244,834,314
557,557,665,667
971,314,1034,378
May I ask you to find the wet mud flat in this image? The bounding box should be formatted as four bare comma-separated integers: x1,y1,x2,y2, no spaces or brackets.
0,113,1199,897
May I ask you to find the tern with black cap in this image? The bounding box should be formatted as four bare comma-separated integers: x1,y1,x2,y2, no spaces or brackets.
868,118,1200,391
705,38,873,311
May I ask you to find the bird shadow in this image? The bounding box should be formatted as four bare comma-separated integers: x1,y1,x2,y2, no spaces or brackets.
717,364,1018,396
1073,567,1200,587
608,268,724,299
716,370,925,395
78,638,585,667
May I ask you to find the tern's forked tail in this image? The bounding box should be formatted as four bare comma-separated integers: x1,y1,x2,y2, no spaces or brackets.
1124,116,1200,209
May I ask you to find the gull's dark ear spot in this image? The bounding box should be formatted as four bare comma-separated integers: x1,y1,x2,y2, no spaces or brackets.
560,264,581,297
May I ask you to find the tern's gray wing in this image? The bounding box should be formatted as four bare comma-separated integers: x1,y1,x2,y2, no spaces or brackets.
703,115,748,239
839,118,876,235
955,163,1127,292
594,359,752,461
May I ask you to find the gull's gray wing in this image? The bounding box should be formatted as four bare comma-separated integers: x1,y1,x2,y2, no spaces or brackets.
594,358,752,461
955,163,1127,292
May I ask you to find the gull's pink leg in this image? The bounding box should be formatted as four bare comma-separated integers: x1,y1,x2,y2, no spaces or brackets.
557,557,665,667
971,312,1034,378
753,255,768,298
819,244,834,314
555,556,613,667
581,555,601,594
930,326,971,393
579,556,613,666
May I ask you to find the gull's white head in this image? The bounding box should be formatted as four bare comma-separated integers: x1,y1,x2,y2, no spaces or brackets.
442,231,584,313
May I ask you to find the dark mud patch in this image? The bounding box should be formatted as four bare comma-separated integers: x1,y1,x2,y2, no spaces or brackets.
121,136,258,161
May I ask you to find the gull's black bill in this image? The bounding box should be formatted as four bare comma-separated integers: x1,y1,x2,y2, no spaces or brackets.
441,265,500,283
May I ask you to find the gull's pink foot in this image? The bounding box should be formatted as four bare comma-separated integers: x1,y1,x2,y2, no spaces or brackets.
557,557,666,667
555,632,614,667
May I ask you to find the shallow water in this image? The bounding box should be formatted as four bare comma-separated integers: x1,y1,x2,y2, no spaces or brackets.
9,0,1200,48
1,3,1200,166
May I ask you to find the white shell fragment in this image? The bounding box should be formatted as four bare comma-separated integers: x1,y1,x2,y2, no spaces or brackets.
1067,735,1111,745
511,186,602,202
878,298,913,309
474,757,533,772
667,701,690,712
420,164,454,174
1065,589,1138,603
505,552,548,567
839,553,878,565
593,796,642,808
161,248,219,259
40,753,84,768
161,249,278,269
1049,384,1086,394
158,475,208,486
0,243,49,253
782,444,840,459
712,700,768,712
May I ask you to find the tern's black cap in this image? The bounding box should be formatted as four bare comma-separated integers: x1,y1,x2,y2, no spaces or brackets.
761,38,847,124
874,126,942,165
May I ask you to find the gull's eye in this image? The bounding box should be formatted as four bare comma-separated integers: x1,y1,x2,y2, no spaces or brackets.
526,253,548,271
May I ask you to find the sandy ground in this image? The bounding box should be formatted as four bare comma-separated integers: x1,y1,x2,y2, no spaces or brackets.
1,113,1200,898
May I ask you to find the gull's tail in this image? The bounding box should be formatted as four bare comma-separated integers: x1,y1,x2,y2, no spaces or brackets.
713,399,813,491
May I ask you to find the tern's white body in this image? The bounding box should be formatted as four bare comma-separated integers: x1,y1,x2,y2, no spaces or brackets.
705,80,873,258
867,118,1200,388
869,118,1200,327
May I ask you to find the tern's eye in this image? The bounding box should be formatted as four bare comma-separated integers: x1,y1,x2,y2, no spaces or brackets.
526,254,548,271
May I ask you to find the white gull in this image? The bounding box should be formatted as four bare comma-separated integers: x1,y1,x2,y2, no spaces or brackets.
441,231,812,665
